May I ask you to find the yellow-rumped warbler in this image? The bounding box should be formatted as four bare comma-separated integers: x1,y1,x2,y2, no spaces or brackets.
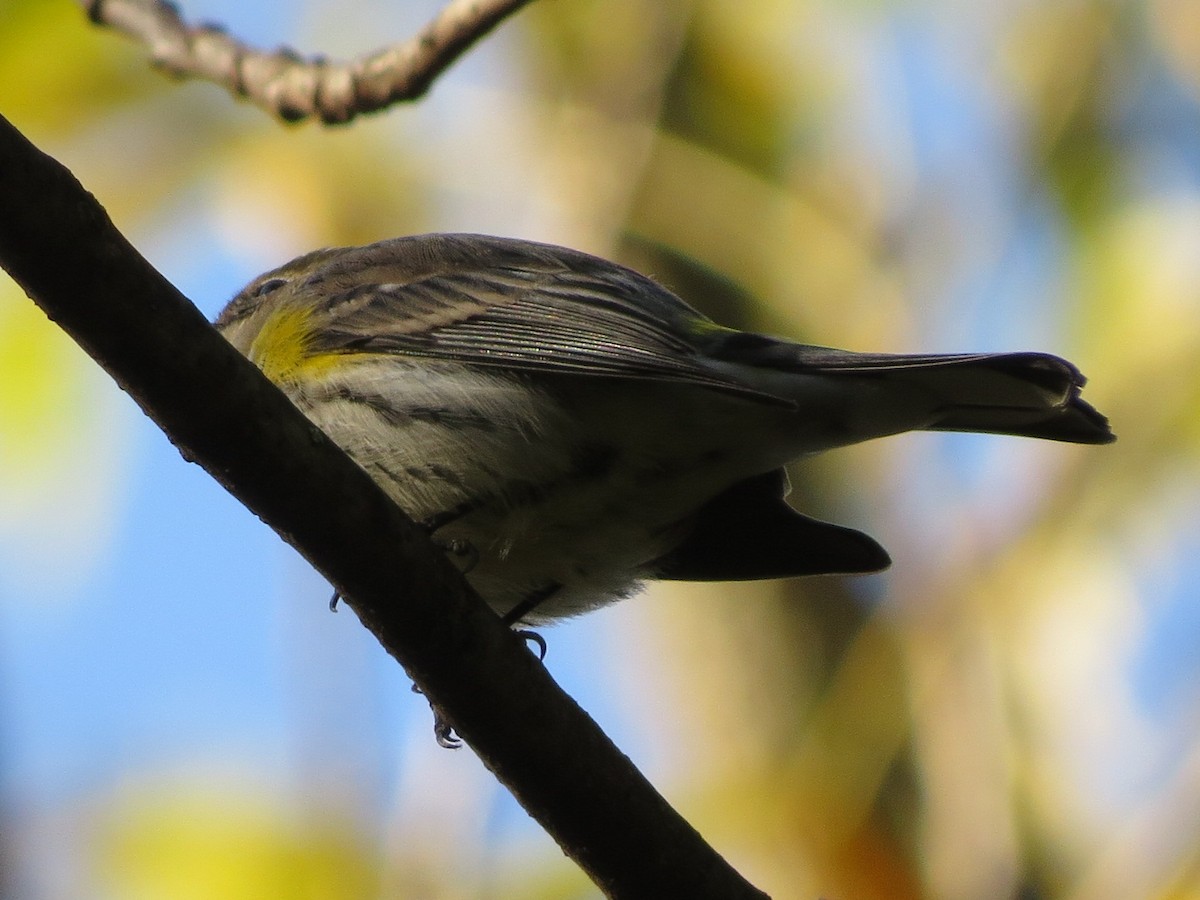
216,233,1113,626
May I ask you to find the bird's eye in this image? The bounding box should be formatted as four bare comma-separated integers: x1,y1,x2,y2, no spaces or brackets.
252,277,288,298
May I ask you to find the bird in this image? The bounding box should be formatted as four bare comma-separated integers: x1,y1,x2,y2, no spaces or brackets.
216,233,1114,628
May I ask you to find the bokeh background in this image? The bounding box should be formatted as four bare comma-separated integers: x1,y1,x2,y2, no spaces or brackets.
1,0,1198,897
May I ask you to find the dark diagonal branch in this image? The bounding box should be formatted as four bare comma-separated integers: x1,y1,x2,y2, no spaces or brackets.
84,0,535,124
0,115,768,898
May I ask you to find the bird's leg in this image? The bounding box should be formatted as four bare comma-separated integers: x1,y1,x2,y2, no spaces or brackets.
501,583,561,661
501,582,561,627
417,584,561,748
420,498,484,533
421,499,489,574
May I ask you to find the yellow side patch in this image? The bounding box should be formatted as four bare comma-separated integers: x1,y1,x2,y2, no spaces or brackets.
248,306,345,384
685,317,738,338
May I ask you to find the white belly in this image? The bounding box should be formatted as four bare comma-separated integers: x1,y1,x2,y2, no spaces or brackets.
286,357,795,622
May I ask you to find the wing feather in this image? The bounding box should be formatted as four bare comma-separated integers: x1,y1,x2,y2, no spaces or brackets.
296,235,783,402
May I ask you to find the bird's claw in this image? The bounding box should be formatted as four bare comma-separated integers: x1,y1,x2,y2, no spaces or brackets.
516,629,547,661
411,682,463,749
433,712,462,749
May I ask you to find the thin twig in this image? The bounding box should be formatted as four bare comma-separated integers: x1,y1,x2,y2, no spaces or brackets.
84,0,535,124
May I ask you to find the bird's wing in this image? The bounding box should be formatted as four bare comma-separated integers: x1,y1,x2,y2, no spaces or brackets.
653,469,891,581
288,234,785,402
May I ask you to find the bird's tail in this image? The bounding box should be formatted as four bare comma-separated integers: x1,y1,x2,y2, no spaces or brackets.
710,336,1115,446
795,348,1114,444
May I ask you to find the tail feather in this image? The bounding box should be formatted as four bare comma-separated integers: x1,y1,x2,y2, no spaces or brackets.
792,348,1116,445
710,335,1116,446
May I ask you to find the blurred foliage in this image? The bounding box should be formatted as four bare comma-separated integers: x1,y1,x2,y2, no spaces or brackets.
2,0,1199,898
96,783,379,900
